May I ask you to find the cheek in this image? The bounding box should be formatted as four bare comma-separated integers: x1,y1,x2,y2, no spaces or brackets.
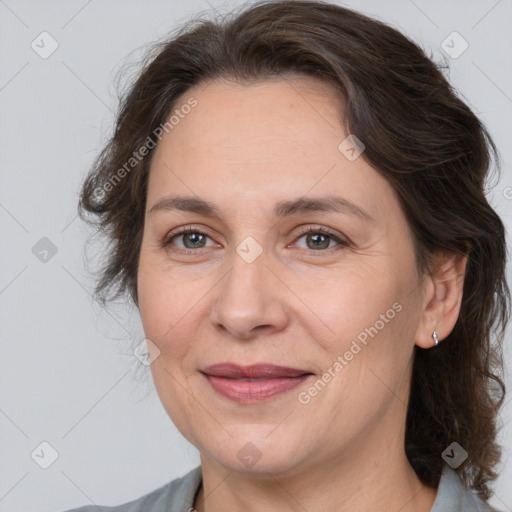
297,264,403,344
300,259,418,403
138,268,203,433
138,259,200,341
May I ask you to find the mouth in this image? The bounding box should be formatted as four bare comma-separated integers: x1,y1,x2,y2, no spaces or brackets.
201,363,314,403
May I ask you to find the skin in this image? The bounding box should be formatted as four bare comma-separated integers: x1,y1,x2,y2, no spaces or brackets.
137,76,467,512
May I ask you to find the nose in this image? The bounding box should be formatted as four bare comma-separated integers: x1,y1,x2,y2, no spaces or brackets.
209,248,289,340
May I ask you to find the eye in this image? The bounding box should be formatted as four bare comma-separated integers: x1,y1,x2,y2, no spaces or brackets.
293,226,348,251
161,226,217,251
178,231,209,249
160,225,349,254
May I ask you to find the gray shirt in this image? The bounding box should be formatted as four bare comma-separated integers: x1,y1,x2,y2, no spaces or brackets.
62,465,499,511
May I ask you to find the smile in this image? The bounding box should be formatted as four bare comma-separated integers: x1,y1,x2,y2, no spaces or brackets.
201,363,314,403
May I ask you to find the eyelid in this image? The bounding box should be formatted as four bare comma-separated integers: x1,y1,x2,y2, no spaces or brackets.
290,224,349,250
161,223,350,252
160,224,217,249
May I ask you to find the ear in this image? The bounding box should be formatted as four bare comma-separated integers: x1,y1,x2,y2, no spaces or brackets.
414,250,468,349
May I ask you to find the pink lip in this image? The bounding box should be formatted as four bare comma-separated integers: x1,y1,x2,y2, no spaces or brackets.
202,363,313,403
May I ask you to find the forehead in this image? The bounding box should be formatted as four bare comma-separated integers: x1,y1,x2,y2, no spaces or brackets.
154,76,344,166
146,76,397,222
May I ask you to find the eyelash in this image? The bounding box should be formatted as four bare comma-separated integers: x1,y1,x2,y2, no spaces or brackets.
160,224,349,255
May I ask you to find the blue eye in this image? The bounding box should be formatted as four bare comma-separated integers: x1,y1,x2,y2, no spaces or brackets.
295,230,343,250
294,227,349,251
177,231,208,249
161,225,349,254
162,228,214,250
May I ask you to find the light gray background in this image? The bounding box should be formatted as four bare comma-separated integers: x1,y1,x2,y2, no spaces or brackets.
1,1,511,511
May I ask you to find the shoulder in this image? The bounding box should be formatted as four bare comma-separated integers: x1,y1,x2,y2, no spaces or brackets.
431,465,501,512
60,466,202,512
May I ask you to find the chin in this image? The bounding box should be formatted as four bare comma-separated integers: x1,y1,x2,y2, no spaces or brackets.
199,426,312,476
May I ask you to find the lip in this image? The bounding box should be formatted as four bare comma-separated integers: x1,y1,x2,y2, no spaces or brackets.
202,363,313,403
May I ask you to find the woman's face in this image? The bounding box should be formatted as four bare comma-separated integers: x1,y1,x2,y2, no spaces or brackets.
137,76,429,475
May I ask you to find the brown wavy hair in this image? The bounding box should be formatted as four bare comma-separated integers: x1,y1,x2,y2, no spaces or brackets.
78,0,510,500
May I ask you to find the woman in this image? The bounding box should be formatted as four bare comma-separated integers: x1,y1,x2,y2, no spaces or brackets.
65,1,509,510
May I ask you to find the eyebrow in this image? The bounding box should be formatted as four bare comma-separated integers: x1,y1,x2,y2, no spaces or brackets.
148,195,375,224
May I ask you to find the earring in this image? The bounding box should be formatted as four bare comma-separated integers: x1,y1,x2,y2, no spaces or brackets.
432,329,439,346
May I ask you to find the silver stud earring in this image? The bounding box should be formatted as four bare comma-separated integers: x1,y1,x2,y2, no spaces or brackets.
432,329,439,346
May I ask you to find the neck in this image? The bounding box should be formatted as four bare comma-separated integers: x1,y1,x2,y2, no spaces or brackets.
194,433,438,512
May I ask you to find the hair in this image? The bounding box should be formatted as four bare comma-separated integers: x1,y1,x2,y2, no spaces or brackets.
78,0,510,501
